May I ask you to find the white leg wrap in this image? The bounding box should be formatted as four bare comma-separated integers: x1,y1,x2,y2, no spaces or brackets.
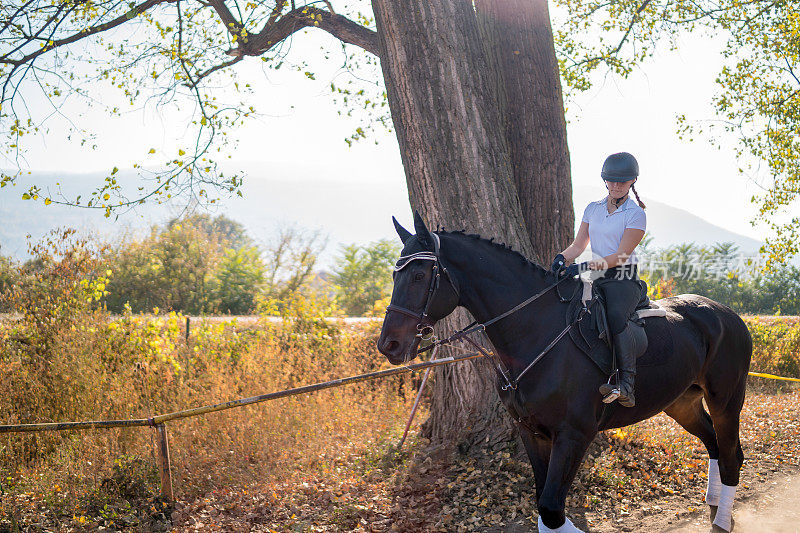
706,458,722,506
537,516,584,533
711,484,737,531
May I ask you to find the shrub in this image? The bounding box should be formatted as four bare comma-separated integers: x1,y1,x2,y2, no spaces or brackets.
330,239,400,316
745,316,800,384
0,287,415,522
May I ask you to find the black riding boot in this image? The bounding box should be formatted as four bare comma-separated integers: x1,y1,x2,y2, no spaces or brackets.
599,320,647,407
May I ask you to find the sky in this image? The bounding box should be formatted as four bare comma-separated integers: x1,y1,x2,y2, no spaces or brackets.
6,10,780,247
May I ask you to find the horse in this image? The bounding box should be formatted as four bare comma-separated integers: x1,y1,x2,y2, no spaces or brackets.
377,213,751,533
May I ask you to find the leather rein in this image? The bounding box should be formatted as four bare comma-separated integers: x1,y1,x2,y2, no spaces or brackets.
385,235,593,391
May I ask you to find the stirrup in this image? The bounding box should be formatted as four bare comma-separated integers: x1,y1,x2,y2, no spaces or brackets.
601,386,620,404
599,375,619,403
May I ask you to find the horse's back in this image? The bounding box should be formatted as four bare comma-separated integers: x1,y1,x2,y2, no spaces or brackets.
600,294,751,429
657,294,752,367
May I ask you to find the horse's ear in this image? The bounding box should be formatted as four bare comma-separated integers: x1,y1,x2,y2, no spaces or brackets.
392,216,413,244
413,210,434,249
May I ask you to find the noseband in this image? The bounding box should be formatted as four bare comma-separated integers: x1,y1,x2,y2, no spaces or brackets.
386,233,459,343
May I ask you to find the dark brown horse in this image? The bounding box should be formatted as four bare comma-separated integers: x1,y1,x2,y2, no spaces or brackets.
378,213,751,532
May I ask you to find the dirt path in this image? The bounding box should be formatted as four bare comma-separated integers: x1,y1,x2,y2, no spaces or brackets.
663,473,800,533
502,471,800,532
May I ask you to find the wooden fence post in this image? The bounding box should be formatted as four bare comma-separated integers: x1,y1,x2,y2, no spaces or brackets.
153,424,174,500
185,317,190,344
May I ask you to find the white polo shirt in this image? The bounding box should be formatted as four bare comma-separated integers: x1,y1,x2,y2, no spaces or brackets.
581,196,646,264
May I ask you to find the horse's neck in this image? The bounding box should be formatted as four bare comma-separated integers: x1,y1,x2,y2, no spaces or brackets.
442,235,564,356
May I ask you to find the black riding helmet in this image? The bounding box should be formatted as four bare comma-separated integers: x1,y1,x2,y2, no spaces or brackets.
601,152,639,182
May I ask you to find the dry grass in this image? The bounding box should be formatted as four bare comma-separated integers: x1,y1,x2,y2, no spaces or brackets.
1,311,798,531
0,307,417,530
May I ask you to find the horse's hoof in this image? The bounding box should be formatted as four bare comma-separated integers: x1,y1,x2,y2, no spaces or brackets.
710,518,734,532
537,516,584,532
709,505,717,521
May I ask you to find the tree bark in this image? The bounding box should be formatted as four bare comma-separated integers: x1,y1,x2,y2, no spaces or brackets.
372,0,573,450
371,0,532,255
476,0,574,265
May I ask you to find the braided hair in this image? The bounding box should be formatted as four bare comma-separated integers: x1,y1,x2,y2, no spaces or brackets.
631,183,646,209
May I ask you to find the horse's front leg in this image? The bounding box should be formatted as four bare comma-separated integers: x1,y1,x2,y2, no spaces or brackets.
517,423,551,502
536,428,594,533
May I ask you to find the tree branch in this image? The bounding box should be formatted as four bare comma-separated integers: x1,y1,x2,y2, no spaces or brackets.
564,0,652,71
232,5,379,58
188,55,243,87
0,0,173,67
207,0,242,34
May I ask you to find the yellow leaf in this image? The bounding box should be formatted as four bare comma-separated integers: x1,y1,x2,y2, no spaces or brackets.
178,149,186,156
148,148,156,154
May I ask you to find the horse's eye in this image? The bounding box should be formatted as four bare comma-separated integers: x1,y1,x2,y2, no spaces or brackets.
413,272,425,281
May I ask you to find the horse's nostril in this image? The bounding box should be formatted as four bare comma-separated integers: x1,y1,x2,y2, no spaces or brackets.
383,340,400,353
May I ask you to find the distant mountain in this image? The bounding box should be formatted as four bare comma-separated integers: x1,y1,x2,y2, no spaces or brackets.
0,171,763,264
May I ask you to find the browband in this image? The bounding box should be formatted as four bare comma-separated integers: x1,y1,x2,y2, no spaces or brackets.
393,233,442,272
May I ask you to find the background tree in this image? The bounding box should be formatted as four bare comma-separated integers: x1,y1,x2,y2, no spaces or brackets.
259,225,327,307
105,220,221,313
639,241,800,315
104,213,263,313
210,246,266,314
552,0,800,265
330,239,399,316
167,214,253,250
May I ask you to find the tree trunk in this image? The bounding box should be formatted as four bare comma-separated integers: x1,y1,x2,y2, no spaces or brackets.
371,0,533,255
372,0,572,450
476,0,574,265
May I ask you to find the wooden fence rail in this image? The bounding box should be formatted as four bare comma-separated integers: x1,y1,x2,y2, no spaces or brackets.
0,352,483,500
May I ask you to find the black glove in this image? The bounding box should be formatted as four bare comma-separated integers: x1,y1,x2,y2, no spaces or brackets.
561,261,589,278
550,253,566,273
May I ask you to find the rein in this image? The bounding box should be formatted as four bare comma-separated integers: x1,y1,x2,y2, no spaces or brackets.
418,276,592,391
386,234,593,390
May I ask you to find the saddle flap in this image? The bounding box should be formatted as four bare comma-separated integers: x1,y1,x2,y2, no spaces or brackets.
567,278,671,375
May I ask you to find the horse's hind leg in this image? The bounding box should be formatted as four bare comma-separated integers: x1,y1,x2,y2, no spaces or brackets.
704,377,746,532
664,385,721,519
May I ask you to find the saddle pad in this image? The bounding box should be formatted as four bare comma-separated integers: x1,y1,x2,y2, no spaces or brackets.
637,306,667,318
567,291,672,375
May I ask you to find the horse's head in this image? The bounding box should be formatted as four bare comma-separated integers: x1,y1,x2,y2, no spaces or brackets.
377,212,460,365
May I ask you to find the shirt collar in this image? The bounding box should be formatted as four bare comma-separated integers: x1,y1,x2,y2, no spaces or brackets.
598,195,636,211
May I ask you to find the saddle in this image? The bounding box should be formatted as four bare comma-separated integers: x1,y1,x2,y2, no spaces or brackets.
565,275,669,375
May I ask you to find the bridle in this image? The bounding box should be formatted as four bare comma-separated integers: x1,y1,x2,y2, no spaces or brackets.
385,233,459,361
384,232,593,389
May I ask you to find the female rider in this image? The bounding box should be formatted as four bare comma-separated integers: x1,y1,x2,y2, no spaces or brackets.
550,152,647,407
